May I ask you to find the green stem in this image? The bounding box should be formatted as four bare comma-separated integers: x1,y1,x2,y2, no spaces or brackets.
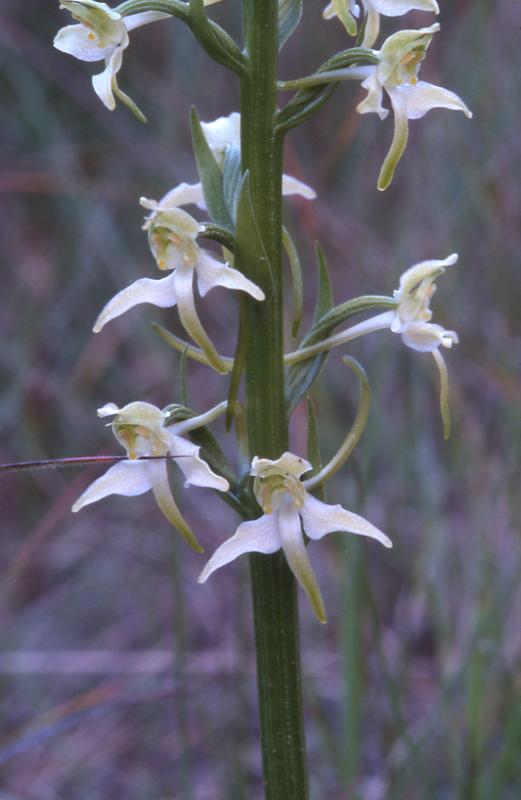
239,2,309,797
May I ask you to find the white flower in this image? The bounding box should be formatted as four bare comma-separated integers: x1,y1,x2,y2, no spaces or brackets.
93,189,265,374
291,254,459,437
53,1,174,120
355,24,472,189
200,112,317,200
199,452,391,622
323,0,439,47
72,401,229,551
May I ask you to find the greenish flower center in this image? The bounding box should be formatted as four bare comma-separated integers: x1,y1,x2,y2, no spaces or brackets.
254,473,306,514
113,421,167,459
388,48,425,87
151,226,199,270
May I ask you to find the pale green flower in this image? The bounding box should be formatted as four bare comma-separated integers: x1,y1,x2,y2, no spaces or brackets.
72,401,229,551
288,254,459,436
323,0,439,47
93,188,265,374
199,452,391,622
355,24,472,189
53,1,176,119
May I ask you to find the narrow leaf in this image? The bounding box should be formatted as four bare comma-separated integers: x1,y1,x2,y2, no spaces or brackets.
306,397,325,501
313,242,334,323
187,0,247,75
285,244,333,410
179,346,189,407
234,172,274,295
190,107,232,229
282,226,304,339
222,144,243,223
226,296,248,431
278,0,303,49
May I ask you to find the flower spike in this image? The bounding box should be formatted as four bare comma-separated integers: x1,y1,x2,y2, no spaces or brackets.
199,452,391,622
72,401,229,550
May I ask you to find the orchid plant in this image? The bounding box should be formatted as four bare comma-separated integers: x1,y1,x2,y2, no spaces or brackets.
51,0,470,796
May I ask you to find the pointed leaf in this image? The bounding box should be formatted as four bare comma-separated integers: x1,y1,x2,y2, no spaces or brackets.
306,397,325,501
188,0,247,75
313,242,334,323
234,171,274,295
179,345,189,407
222,144,242,223
278,0,303,49
226,295,248,431
190,107,233,229
285,244,333,410
282,226,304,339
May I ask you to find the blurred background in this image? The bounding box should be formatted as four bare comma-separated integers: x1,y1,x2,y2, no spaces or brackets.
1,0,520,797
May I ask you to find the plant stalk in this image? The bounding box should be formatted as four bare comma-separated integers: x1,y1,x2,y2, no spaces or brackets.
239,1,309,797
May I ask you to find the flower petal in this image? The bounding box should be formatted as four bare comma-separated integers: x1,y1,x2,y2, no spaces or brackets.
278,497,327,623
112,79,146,123
432,348,451,440
251,452,313,481
168,433,229,491
124,11,170,31
72,460,152,512
357,71,388,119
377,97,409,191
145,460,203,552
198,514,281,583
97,402,120,417
201,112,241,164
173,265,229,374
53,24,112,61
301,493,392,548
400,321,458,352
93,272,177,333
388,81,472,121
91,47,123,110
282,175,317,200
361,4,380,48
195,251,265,301
369,0,439,14
329,0,358,35
149,182,206,212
